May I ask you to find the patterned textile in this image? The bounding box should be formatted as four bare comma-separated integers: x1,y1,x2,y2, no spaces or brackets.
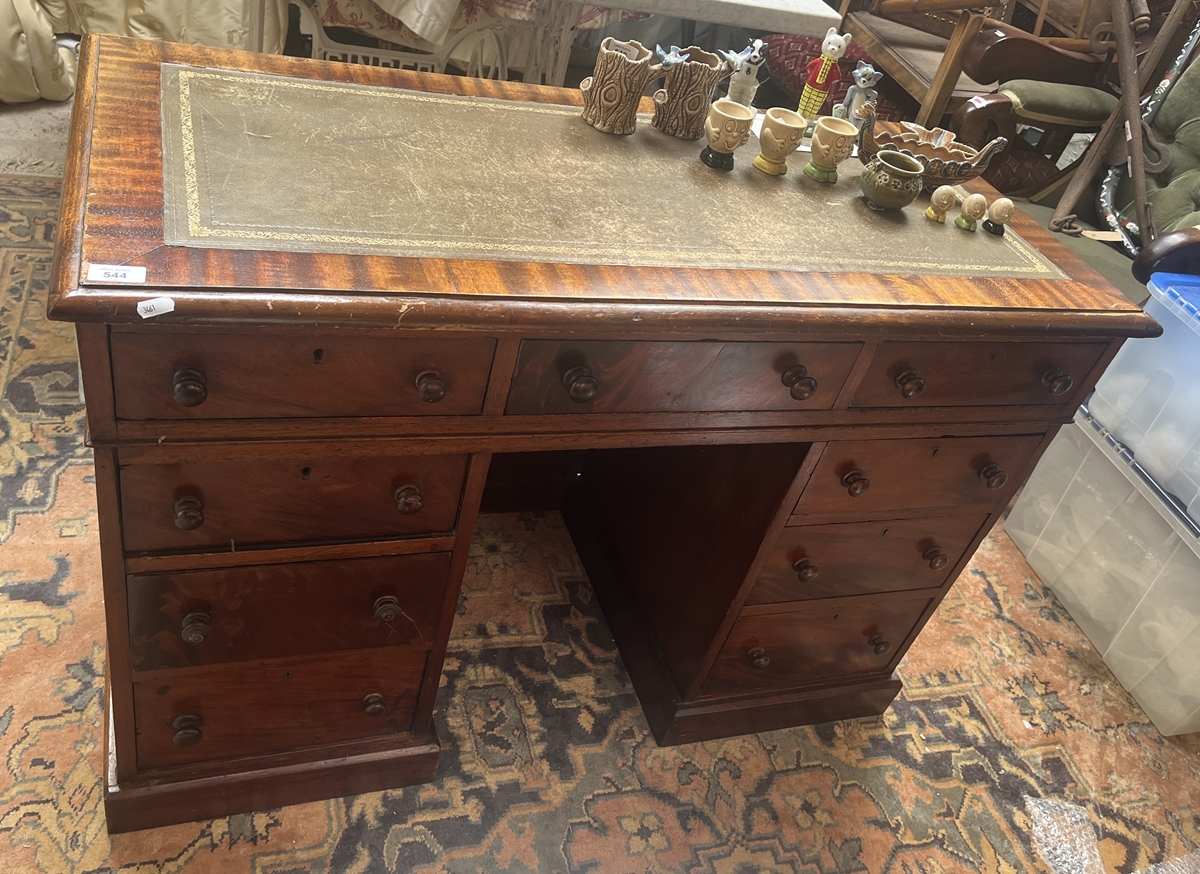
317,0,646,53
762,33,915,122
2,173,1200,872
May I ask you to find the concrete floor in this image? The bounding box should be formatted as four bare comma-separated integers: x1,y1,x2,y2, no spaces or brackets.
0,85,1146,304
0,98,74,175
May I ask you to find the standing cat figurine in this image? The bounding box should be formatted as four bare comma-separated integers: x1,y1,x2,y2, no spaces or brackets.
797,27,851,124
720,39,768,107
836,61,881,128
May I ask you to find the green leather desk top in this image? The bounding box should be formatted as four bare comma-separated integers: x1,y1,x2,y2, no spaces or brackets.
159,64,1061,280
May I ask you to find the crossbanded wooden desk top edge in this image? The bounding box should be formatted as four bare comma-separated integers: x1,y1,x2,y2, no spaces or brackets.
49,36,1157,340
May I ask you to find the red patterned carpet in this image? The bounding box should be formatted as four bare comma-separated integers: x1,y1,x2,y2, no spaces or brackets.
1,173,1198,873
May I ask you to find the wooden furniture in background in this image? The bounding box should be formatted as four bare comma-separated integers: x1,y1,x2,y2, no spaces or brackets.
51,35,1158,832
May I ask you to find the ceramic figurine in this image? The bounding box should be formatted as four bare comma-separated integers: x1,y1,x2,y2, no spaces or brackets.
656,44,690,67
983,197,1014,235
700,98,755,171
859,148,924,210
652,46,730,140
754,107,806,175
803,115,857,183
580,38,662,135
721,39,768,107
925,185,957,222
955,193,988,231
835,61,881,128
797,27,851,124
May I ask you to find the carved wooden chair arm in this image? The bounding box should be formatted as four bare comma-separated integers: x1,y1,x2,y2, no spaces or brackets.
1132,228,1200,285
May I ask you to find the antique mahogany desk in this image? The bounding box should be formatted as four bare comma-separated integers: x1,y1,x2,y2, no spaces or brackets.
51,35,1158,832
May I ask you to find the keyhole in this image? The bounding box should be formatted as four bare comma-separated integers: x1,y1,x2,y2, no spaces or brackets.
313,349,324,364
880,527,889,537
301,467,311,480
930,447,940,458
284,671,293,680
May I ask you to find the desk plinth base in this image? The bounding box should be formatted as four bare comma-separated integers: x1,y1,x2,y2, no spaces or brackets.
104,721,441,833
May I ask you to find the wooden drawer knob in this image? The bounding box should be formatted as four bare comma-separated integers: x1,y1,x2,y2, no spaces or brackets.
978,462,1009,490
562,364,599,403
869,634,891,656
362,693,386,717
923,547,949,571
393,485,424,515
172,366,207,407
894,369,925,399
173,495,204,530
180,611,211,643
170,713,203,746
747,646,770,669
374,595,402,623
1042,366,1074,397
792,558,819,582
842,469,870,497
782,365,818,401
415,370,447,403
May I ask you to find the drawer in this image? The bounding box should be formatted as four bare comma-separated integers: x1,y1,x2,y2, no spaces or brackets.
127,552,451,671
793,434,1045,517
701,595,933,697
110,333,495,419
133,646,427,769
747,514,988,604
505,340,862,414
120,454,469,553
850,340,1107,408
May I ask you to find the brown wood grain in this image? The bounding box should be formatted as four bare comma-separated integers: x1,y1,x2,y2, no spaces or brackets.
792,434,1046,518
747,514,988,604
119,453,468,552
700,593,935,697
48,35,1159,340
505,340,862,414
132,646,428,769
127,552,450,670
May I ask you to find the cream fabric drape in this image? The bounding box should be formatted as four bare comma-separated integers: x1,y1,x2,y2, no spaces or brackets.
0,0,289,103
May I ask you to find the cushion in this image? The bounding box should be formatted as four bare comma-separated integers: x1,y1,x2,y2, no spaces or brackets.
999,79,1118,126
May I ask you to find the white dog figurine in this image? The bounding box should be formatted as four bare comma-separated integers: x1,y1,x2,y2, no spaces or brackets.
720,39,768,107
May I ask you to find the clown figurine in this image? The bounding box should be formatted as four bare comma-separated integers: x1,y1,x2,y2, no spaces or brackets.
798,28,852,125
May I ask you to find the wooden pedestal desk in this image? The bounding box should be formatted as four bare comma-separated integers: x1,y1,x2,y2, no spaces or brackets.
50,35,1159,832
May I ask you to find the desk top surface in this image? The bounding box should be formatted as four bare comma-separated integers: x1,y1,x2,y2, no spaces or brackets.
50,36,1157,339
590,0,840,36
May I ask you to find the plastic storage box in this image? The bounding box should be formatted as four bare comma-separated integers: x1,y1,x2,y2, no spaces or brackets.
1089,273,1200,528
1007,409,1200,736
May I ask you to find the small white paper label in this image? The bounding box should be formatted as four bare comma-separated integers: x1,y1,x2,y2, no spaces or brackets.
136,297,176,319
1125,120,1132,141
969,95,989,108
87,263,147,284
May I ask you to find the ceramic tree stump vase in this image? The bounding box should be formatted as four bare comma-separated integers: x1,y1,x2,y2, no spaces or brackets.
580,38,662,136
652,47,729,140
859,149,925,211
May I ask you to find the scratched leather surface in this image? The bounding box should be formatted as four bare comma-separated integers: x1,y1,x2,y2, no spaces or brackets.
160,64,1062,279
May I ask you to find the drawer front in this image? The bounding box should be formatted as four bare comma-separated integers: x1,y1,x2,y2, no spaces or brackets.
748,514,988,604
506,340,862,414
701,596,933,697
793,434,1045,517
133,647,427,768
120,454,469,553
850,340,1107,408
128,553,451,671
110,333,495,419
